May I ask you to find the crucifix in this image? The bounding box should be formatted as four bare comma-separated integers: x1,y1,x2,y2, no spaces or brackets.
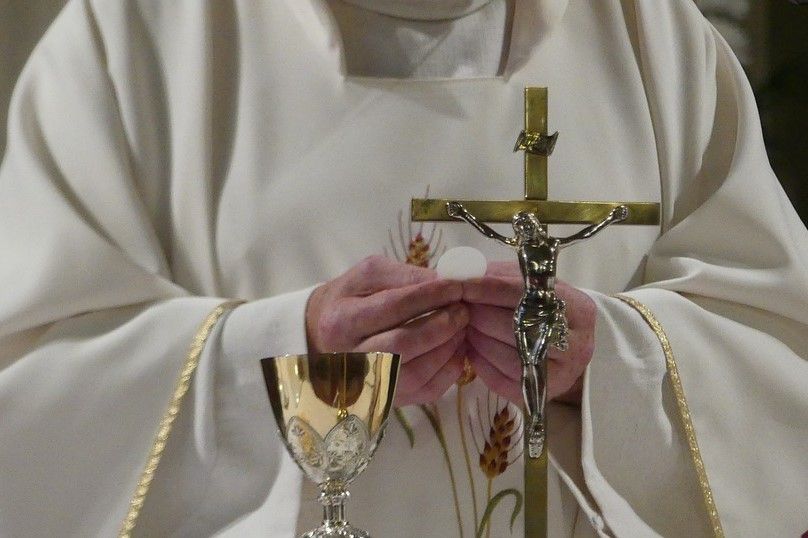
411,87,660,537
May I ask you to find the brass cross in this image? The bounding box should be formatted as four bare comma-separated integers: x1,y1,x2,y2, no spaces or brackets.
411,87,661,538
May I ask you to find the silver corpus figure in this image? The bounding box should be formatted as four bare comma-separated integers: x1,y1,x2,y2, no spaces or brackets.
447,202,629,458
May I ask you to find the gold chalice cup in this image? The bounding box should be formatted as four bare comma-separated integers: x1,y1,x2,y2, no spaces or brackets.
261,352,400,538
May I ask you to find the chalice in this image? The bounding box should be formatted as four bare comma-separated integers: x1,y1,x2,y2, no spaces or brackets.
261,352,400,538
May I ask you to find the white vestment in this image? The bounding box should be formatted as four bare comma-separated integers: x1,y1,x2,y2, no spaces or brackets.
1,0,806,537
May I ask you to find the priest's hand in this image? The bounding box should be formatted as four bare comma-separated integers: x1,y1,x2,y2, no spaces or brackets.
461,261,596,406
306,255,468,406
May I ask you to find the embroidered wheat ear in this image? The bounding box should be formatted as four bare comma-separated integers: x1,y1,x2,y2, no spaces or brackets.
478,402,521,480
386,187,444,268
470,396,523,538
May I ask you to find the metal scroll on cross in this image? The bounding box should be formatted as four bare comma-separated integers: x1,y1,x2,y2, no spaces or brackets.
411,87,661,537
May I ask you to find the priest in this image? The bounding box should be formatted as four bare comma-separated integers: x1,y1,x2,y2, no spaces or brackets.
0,0,806,537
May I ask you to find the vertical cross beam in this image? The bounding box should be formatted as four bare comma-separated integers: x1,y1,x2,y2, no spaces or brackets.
523,87,548,538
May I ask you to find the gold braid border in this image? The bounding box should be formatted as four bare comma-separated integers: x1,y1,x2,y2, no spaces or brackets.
119,300,244,538
615,295,724,538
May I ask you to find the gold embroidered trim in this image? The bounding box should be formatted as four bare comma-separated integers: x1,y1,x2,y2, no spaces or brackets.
118,300,244,538
616,295,724,538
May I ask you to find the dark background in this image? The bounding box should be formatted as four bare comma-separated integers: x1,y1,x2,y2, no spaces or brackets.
756,1,808,223
1,1,805,223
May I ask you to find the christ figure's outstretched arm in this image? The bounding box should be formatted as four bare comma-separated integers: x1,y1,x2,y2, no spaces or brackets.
558,205,629,248
447,201,517,246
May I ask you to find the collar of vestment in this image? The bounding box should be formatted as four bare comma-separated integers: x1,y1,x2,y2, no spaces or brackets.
338,0,495,20
303,0,569,78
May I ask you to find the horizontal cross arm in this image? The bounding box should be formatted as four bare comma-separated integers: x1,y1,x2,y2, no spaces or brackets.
411,199,661,225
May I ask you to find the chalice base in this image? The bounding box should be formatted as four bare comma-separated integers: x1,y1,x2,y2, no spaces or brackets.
302,522,370,538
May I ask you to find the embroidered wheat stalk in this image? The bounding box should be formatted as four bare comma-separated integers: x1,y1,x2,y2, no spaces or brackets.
456,359,479,529
470,397,523,538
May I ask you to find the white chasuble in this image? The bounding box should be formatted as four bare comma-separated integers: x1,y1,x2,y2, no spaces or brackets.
0,1,807,537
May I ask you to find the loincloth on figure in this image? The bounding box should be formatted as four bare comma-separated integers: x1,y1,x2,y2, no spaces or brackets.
515,293,570,363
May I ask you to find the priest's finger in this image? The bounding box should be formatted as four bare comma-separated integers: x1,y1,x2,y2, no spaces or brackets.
554,374,585,406
546,327,595,368
339,255,437,295
466,325,521,381
485,260,521,278
395,355,465,407
466,348,522,405
546,359,585,403
467,303,516,346
355,303,469,361
312,279,462,351
462,276,523,308
342,278,463,338
392,330,465,400
463,270,596,331
555,282,596,330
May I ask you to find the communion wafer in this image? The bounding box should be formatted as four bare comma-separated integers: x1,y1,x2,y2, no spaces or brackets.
436,246,487,280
